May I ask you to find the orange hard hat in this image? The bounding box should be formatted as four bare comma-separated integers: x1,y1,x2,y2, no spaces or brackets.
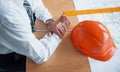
71,20,116,61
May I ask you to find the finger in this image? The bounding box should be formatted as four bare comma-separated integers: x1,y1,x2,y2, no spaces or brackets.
66,17,71,26
59,15,66,23
47,31,52,37
55,29,63,38
61,23,67,32
58,28,64,36
57,23,65,36
62,15,71,27
58,15,71,28
59,24,67,36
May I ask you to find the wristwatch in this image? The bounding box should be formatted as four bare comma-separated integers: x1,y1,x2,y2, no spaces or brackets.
45,18,55,25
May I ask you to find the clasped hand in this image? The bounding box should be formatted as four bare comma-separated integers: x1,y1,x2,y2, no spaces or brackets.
47,15,71,38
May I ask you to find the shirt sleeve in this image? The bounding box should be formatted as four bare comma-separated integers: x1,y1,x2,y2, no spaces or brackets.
31,0,53,23
0,2,61,64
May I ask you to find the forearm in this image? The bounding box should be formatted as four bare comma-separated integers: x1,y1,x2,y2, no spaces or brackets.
0,0,62,64
36,33,61,63
2,28,61,64
34,0,53,23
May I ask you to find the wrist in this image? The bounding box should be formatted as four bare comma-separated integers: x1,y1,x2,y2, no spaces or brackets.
45,18,55,25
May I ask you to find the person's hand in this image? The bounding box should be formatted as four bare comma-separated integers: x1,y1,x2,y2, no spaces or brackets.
46,15,71,38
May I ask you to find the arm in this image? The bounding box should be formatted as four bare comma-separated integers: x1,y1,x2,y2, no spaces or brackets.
0,2,61,64
31,0,53,23
30,0,71,38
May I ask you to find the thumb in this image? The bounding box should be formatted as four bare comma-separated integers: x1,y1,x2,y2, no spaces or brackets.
47,31,52,37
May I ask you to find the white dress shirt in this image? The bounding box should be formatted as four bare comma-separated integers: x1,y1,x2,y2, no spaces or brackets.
0,0,61,64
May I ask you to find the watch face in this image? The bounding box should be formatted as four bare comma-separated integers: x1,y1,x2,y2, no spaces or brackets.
46,19,55,24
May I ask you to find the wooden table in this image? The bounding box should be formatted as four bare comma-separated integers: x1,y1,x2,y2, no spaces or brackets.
26,0,91,72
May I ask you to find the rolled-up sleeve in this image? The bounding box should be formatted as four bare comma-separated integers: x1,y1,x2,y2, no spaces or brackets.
31,0,52,23
0,1,61,64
